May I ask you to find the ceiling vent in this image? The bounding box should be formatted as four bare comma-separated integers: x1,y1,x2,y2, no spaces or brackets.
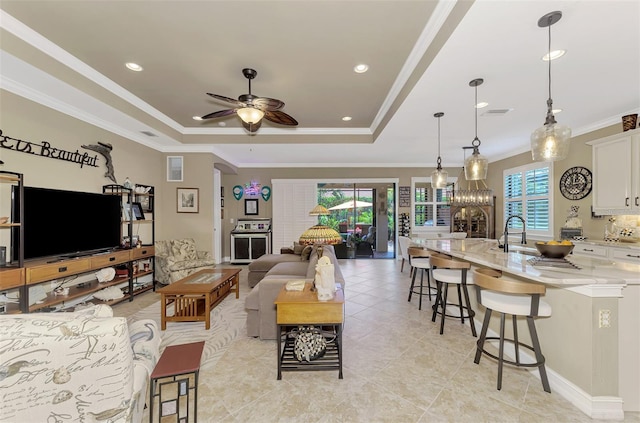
482,108,513,116
140,130,158,137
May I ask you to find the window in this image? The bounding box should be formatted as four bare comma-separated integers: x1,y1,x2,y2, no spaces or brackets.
411,177,452,233
504,162,553,238
167,156,183,182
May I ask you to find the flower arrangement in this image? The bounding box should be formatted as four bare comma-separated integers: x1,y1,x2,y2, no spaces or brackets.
349,226,364,247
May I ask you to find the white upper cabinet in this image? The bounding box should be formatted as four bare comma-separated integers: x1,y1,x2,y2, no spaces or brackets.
589,128,640,215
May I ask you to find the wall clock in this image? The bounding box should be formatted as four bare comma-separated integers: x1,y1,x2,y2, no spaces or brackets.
559,166,593,200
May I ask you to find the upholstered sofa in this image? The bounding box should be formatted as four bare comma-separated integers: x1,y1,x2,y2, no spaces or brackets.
155,238,216,285
0,304,160,423
245,244,345,340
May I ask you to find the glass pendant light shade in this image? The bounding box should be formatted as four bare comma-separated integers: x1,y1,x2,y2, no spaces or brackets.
531,11,570,162
465,79,488,181
431,167,448,189
464,145,488,180
531,121,571,161
430,112,448,188
237,107,265,124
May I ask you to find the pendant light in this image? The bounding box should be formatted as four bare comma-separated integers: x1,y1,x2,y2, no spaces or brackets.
465,78,488,181
531,11,571,161
430,112,448,189
451,147,493,207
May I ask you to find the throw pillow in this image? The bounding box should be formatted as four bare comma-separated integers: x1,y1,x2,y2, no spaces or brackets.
301,245,313,261
293,242,305,255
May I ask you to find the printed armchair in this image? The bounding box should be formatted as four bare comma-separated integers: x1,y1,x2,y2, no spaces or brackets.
154,238,216,285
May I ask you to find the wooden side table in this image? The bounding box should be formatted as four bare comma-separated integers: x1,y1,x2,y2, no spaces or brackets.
274,283,345,379
149,341,205,423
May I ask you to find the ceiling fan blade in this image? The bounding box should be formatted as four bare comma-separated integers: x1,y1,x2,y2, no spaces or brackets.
264,110,298,126
242,119,262,133
253,97,284,111
206,93,244,107
200,108,237,120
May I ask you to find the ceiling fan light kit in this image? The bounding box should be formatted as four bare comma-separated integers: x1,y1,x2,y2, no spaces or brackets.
531,11,571,162
430,112,448,189
465,78,489,181
237,107,264,124
201,68,298,133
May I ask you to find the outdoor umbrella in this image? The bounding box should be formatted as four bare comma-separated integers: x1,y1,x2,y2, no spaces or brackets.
328,200,372,210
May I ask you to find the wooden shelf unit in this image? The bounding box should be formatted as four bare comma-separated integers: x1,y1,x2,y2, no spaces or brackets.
0,171,24,313
23,246,155,312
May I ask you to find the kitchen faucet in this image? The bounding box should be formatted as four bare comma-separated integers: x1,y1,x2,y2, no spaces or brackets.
503,215,527,253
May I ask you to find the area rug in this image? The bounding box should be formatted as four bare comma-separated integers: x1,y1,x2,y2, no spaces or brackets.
127,293,247,369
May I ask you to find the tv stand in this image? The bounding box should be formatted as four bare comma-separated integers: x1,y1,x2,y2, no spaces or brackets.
21,246,155,313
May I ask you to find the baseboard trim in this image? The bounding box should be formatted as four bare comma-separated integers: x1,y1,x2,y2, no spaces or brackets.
474,318,625,420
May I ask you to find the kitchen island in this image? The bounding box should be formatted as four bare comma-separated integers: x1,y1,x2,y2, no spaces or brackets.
419,238,640,420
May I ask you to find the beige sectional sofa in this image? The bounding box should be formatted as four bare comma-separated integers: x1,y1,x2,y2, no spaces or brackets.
245,244,345,340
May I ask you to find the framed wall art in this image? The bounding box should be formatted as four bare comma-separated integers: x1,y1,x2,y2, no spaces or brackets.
244,198,258,215
131,202,145,220
177,188,199,213
167,156,183,182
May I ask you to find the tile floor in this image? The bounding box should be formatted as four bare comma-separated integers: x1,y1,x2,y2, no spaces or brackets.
116,258,639,422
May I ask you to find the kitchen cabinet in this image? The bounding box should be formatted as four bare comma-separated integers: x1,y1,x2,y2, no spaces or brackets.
589,128,640,215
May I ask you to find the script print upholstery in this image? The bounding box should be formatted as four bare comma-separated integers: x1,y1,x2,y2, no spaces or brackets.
0,312,136,422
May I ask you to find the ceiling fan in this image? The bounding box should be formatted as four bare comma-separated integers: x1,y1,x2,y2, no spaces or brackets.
201,68,298,133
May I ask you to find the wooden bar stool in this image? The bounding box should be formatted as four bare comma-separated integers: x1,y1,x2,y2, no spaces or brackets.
472,268,552,393
430,253,476,336
407,247,435,310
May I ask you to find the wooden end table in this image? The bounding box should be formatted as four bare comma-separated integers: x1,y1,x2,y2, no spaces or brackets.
149,341,205,423
274,282,345,379
157,268,240,330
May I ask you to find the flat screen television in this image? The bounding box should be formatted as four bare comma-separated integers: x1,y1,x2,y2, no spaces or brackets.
12,186,122,261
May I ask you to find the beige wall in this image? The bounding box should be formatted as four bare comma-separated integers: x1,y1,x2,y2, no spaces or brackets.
0,91,165,254
488,124,622,240
159,153,215,253
2,89,632,260
221,168,421,257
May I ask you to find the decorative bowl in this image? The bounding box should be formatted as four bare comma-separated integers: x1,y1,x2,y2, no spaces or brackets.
535,242,574,259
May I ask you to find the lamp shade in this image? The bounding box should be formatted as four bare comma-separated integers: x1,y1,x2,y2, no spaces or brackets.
237,107,264,124
531,122,571,161
431,168,449,189
309,205,331,216
299,225,343,245
464,148,488,181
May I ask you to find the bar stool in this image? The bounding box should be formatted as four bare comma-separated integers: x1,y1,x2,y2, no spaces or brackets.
430,253,476,336
472,268,552,393
407,247,435,310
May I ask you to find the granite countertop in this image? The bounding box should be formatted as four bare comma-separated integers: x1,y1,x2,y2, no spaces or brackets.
417,238,640,286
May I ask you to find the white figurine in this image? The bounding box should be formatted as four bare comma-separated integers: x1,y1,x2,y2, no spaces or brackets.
314,255,336,301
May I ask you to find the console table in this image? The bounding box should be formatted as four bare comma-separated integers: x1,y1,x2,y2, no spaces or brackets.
274,282,344,379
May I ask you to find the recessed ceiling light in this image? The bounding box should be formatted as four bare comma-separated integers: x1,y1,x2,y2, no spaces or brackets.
218,122,226,127
192,116,203,121
353,64,369,73
125,62,143,72
542,49,566,61
475,102,489,109
342,116,352,121
552,108,563,114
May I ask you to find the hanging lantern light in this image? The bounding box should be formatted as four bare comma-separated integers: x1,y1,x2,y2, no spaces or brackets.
430,112,448,189
531,11,571,161
465,78,488,181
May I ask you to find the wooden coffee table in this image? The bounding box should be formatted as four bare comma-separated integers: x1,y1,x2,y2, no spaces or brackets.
157,268,240,330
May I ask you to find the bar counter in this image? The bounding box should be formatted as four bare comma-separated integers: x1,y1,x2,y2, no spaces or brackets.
416,238,640,419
